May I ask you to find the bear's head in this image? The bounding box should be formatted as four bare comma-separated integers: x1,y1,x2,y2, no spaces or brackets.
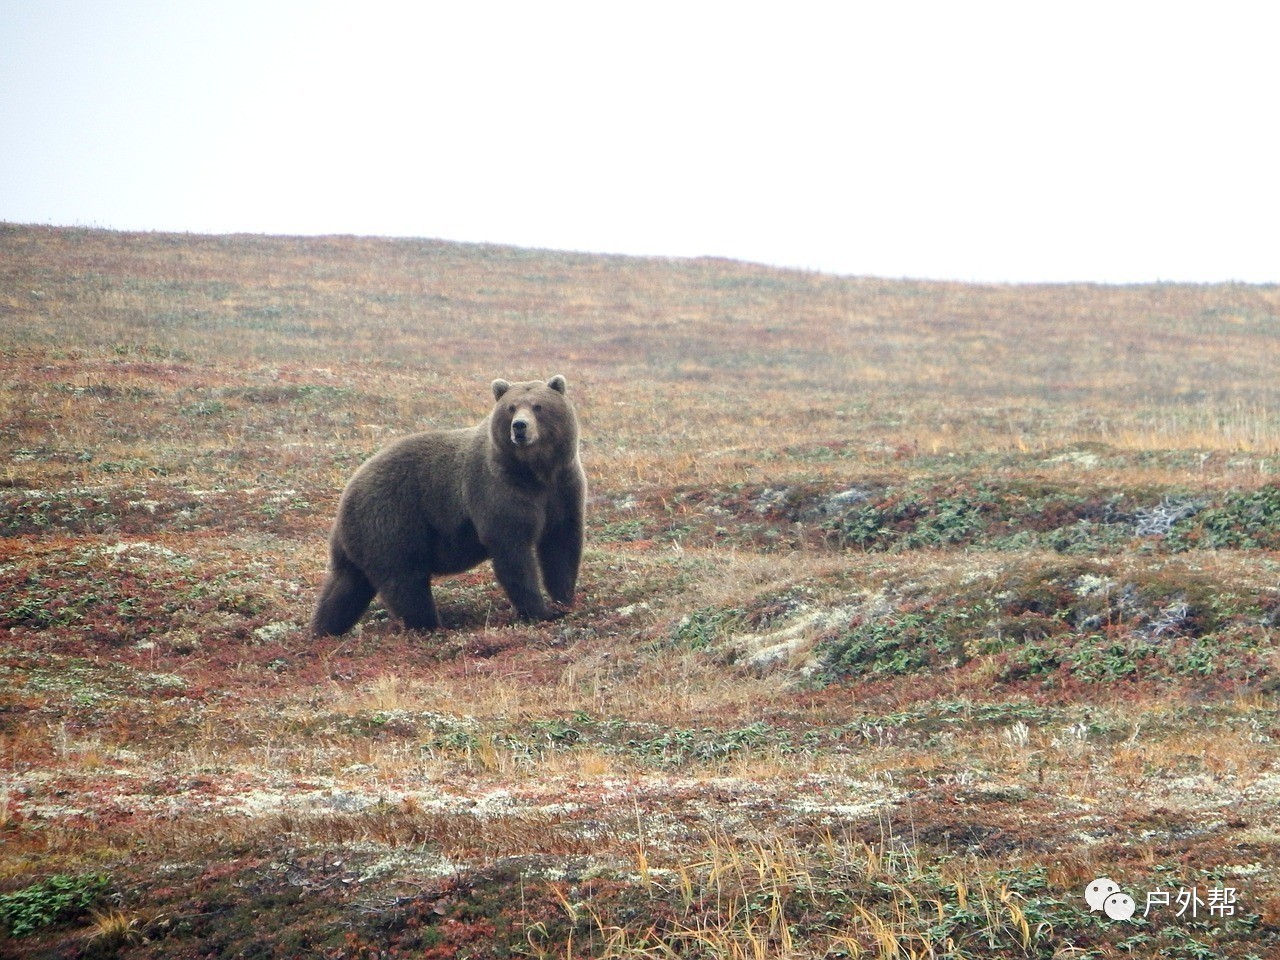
489,375,579,475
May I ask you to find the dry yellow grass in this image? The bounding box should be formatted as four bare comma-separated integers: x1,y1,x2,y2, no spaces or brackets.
5,225,1280,502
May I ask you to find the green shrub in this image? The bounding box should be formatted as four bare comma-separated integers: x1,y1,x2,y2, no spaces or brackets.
819,611,969,678
1170,484,1280,549
0,873,111,937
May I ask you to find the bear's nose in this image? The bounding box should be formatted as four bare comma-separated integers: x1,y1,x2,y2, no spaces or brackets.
512,418,529,436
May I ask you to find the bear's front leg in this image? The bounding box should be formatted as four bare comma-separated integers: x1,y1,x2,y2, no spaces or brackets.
538,516,582,607
490,544,560,621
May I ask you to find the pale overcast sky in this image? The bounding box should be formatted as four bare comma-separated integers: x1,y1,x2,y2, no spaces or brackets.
2,1,1277,283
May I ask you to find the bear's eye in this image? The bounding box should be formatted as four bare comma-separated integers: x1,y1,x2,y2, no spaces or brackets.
533,403,542,412
508,404,516,413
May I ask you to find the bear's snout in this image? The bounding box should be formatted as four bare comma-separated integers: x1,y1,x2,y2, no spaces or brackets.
511,416,537,445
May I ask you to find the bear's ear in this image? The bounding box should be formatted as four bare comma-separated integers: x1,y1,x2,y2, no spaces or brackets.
492,379,511,400
547,375,567,395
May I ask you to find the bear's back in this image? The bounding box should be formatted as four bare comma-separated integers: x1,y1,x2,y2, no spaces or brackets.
337,425,484,547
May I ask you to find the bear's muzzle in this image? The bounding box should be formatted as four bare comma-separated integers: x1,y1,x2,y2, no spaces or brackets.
511,417,537,446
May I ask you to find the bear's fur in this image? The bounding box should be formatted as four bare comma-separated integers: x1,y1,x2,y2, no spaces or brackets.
311,375,586,636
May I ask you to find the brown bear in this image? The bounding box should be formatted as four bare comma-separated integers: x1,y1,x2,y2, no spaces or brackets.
311,375,586,636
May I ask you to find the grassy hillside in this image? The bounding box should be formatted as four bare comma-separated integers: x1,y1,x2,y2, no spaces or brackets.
1,222,1279,957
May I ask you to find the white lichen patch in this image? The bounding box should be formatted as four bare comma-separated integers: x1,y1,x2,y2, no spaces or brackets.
1073,573,1113,596
97,541,184,561
355,847,462,883
723,604,859,674
784,775,901,822
253,621,297,644
1043,451,1102,469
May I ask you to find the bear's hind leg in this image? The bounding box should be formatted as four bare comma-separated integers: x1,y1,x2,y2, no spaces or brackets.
378,574,442,631
312,560,377,637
